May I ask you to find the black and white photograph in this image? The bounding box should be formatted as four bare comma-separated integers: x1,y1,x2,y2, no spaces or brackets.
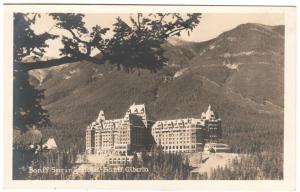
2,4,297,190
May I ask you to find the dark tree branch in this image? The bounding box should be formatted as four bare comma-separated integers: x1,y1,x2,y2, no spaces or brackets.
159,14,166,23
166,27,186,36
137,13,141,30
14,57,79,70
67,28,88,45
14,56,104,71
14,13,201,72
65,28,92,56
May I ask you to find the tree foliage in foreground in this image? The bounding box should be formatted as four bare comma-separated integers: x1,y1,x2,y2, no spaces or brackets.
13,13,202,133
13,13,56,132
15,13,202,71
208,152,283,180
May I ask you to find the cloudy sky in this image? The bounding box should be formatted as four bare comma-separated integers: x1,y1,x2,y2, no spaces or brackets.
31,13,284,58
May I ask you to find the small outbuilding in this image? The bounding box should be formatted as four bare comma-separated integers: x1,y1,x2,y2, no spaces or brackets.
203,143,231,153
43,137,57,150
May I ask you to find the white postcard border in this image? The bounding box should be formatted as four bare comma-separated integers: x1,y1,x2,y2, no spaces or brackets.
3,5,296,190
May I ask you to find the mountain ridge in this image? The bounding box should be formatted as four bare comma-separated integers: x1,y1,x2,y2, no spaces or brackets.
27,23,284,132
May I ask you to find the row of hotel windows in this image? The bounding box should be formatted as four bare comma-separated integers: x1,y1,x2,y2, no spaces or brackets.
102,123,132,129
153,126,205,132
153,132,217,138
153,133,192,137
154,131,195,134
153,130,193,134
93,131,130,135
89,124,130,130
152,128,200,134
95,143,113,147
92,137,130,143
173,133,197,136
155,137,192,141
161,145,196,150
153,126,191,130
108,159,131,165
95,150,112,154
154,124,190,128
159,140,195,144
153,121,206,127
94,139,132,146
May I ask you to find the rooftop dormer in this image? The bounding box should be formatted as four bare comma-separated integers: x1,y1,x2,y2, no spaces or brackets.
205,104,216,120
128,103,146,116
96,110,105,122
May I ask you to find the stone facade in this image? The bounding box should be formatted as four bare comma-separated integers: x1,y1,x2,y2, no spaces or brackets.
86,104,222,154
151,105,222,153
86,103,150,155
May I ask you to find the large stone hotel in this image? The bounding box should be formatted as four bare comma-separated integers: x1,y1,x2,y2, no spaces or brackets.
86,103,222,155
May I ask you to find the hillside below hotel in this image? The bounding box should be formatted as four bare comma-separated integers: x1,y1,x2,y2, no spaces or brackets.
86,103,224,157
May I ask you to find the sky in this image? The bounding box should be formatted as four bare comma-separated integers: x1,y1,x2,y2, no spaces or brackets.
31,13,284,58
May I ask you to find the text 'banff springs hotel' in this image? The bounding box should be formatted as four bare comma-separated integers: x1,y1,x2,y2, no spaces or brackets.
86,103,222,155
